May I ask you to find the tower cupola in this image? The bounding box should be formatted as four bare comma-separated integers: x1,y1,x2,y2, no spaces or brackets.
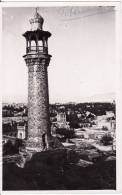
30,8,44,31
23,8,51,55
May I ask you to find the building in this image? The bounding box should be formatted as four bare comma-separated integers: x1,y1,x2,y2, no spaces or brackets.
23,9,52,151
56,112,70,129
57,112,66,123
17,122,27,140
51,112,70,135
75,128,107,140
95,113,116,131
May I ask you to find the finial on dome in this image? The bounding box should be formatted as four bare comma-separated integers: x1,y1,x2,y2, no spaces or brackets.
36,7,38,14
30,8,44,31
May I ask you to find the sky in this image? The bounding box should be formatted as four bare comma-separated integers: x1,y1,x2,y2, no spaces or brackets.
2,6,116,103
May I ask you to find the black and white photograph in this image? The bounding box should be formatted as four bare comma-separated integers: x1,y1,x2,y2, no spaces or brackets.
1,1,121,192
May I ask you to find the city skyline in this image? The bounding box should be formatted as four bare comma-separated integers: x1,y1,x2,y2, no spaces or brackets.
2,6,116,103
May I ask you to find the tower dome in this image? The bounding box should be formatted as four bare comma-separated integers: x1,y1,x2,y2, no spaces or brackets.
30,8,44,31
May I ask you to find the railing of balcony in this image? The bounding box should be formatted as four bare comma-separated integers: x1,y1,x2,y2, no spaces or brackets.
26,46,48,54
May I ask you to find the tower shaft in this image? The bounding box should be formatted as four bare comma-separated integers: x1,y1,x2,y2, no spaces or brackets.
26,56,51,149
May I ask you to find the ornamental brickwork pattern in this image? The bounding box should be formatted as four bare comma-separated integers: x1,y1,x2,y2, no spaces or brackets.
27,59,51,142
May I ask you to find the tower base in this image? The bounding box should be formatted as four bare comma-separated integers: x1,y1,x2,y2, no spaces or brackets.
25,135,64,153
16,136,64,168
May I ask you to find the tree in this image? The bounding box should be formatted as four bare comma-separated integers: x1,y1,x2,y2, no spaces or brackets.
100,134,113,146
3,140,15,155
68,113,79,129
56,128,75,141
102,126,108,131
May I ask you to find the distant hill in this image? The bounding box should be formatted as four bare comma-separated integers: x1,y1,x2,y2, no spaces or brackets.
82,92,115,103
65,93,115,104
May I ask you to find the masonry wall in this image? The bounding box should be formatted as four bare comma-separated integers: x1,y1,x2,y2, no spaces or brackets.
26,57,51,148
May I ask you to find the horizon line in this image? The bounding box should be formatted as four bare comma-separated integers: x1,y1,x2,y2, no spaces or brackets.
2,99,115,105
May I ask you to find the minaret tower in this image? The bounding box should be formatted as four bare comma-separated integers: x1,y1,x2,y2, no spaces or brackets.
23,9,51,151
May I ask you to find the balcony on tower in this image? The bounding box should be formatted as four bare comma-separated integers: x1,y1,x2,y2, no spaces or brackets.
23,9,51,56
23,29,51,55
